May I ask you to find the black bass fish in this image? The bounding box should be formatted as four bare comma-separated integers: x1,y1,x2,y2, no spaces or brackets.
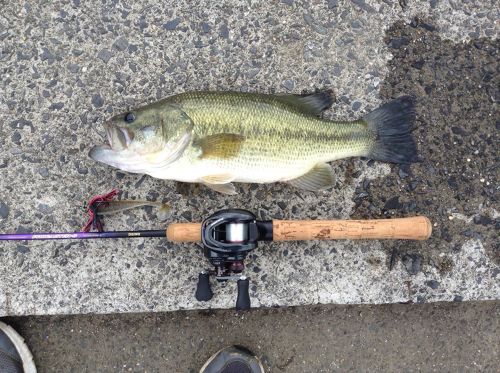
90,91,417,194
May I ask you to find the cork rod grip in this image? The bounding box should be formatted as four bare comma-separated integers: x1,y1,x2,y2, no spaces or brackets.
166,223,202,242
272,216,432,241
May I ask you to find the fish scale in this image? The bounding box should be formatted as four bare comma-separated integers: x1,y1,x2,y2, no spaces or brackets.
170,92,373,170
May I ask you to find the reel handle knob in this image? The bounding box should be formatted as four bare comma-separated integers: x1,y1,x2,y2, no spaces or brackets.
236,277,251,311
195,272,213,301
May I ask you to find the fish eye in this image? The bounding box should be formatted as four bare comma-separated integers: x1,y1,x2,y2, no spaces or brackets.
124,112,136,123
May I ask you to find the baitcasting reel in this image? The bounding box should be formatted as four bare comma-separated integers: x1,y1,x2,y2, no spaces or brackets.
195,209,273,310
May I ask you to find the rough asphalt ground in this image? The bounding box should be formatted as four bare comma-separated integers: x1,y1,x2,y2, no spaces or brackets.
4,301,500,372
353,20,499,301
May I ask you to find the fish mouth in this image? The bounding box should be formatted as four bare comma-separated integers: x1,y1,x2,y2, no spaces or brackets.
89,143,146,172
89,121,121,164
104,124,114,147
89,144,115,163
103,122,134,151
89,122,136,167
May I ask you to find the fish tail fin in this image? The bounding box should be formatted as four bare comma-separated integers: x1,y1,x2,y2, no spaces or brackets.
364,96,418,164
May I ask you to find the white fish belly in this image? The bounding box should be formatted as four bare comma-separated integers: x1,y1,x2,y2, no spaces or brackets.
148,156,314,184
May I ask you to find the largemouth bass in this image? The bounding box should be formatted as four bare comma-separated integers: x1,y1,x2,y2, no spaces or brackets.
90,91,417,194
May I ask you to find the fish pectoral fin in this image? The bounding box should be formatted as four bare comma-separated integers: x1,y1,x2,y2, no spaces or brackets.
194,133,245,159
275,90,335,116
287,163,334,191
201,174,238,195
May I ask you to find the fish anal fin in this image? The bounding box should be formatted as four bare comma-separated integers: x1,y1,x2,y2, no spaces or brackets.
287,163,334,191
194,134,245,159
275,90,335,116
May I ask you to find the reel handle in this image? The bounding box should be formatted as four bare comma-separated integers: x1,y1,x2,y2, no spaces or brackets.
236,277,251,311
195,272,213,302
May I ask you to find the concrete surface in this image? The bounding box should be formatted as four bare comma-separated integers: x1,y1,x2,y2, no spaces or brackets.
0,0,499,315
4,301,500,372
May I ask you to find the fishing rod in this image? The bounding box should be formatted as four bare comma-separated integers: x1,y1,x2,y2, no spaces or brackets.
0,206,432,310
0,230,166,240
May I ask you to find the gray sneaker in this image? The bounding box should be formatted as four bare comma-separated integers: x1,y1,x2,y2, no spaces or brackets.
200,345,264,373
0,321,36,373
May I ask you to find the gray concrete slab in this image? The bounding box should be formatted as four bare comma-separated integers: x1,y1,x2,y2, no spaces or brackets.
0,1,498,316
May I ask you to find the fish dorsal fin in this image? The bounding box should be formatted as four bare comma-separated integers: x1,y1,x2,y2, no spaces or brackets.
194,133,245,159
275,90,334,116
287,163,334,191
